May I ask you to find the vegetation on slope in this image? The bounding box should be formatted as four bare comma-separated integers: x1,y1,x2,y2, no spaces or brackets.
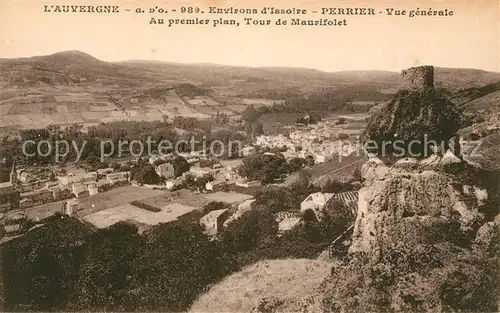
318,240,499,312
1,216,237,312
364,88,463,156
189,259,331,313
0,173,359,312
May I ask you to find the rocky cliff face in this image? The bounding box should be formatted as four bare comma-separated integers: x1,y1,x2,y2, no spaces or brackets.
251,162,499,313
349,155,486,257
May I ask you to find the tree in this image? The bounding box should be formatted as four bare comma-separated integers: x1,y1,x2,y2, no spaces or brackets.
131,163,161,185
301,209,323,243
172,156,191,178
202,201,231,216
134,221,238,311
322,179,357,194
351,167,362,182
305,155,315,166
69,223,145,311
289,157,306,172
111,162,122,172
238,153,289,184
254,187,296,213
2,216,93,311
199,158,216,168
222,209,279,255
322,198,354,234
196,173,214,191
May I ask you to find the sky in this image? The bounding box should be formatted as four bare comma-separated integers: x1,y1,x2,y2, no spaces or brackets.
0,0,499,72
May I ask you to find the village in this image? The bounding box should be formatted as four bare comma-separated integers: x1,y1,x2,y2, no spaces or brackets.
0,115,364,243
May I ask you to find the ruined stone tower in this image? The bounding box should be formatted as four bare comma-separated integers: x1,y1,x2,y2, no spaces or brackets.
401,65,435,90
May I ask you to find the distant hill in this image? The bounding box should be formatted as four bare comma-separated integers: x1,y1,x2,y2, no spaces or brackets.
1,51,499,132
2,50,499,92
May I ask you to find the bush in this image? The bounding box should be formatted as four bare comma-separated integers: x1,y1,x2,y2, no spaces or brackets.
337,133,349,140
336,118,347,125
130,200,160,212
320,242,499,313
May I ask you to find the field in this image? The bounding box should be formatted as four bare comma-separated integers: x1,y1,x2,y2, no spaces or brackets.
83,202,199,229
241,98,286,106
24,185,163,221
138,189,212,210
203,191,254,205
284,153,367,186
258,112,305,135
0,84,224,134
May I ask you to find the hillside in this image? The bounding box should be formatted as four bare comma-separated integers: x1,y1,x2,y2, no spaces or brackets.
1,51,500,133
189,259,331,313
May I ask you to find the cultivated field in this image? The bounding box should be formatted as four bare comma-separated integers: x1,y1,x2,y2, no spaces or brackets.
24,185,163,221
0,84,225,134
138,189,212,210
83,202,199,229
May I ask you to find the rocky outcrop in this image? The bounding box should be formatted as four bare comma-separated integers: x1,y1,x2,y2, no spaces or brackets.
301,157,499,313
349,156,486,257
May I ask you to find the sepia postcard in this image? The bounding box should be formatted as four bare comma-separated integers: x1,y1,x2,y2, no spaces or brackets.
0,0,499,312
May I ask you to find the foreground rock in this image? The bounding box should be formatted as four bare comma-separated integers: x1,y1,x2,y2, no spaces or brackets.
261,156,499,313
349,156,486,257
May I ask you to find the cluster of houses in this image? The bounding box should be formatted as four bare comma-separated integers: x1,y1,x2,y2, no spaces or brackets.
199,189,359,239
150,154,262,192
8,150,260,221
17,168,130,210
199,192,302,237
254,121,359,164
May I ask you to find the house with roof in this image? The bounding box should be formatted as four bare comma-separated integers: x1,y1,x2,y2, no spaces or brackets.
72,183,89,198
19,198,31,209
58,172,96,187
189,167,216,178
88,183,99,196
2,209,27,236
223,198,256,227
206,179,228,192
300,192,335,214
18,170,36,184
97,168,114,175
200,208,231,236
20,189,54,207
165,178,184,190
63,198,79,216
106,171,130,184
155,163,175,180
235,180,262,188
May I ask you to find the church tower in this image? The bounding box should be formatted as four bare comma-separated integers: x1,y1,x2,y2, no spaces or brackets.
9,161,18,186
